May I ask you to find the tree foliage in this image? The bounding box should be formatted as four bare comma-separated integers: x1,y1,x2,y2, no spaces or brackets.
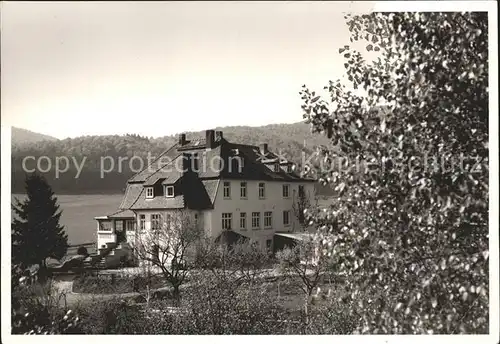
301,12,488,334
12,174,69,268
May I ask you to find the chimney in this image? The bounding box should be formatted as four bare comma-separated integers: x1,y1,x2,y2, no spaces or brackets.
259,143,268,156
178,133,186,146
206,129,215,149
215,130,223,141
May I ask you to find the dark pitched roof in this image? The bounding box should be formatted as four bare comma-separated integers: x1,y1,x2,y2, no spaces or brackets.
108,209,136,219
130,190,185,210
118,135,315,211
181,174,214,210
177,138,207,150
215,230,250,246
128,144,181,183
217,140,315,182
144,155,184,185
143,177,166,187
119,183,143,209
201,180,219,205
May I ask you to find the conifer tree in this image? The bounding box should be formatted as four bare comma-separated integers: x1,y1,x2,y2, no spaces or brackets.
12,174,68,268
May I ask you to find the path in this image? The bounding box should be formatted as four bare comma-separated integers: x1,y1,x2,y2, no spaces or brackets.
52,277,185,307
51,267,309,307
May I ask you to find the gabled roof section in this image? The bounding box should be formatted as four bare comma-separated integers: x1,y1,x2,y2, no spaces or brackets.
201,180,219,205
143,154,184,186
130,189,185,210
117,130,315,212
177,138,207,150
217,140,315,182
215,230,250,246
143,177,166,187
128,144,180,183
108,209,136,219
119,183,143,209
181,174,214,210
274,232,316,241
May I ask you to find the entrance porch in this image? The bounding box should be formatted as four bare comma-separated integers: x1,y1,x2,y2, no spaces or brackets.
95,209,136,253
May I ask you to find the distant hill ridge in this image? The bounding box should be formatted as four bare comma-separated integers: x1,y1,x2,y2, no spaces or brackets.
11,122,334,195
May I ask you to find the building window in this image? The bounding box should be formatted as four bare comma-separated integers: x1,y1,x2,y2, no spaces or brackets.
99,221,112,231
125,220,135,231
151,214,162,230
298,185,305,197
146,187,154,198
252,212,260,229
282,184,290,198
165,185,175,197
264,211,272,228
115,220,123,232
240,212,246,229
283,210,291,226
223,181,231,199
231,157,243,174
266,239,272,251
139,214,146,231
240,182,247,199
258,183,265,199
287,165,293,173
222,213,232,230
274,163,280,172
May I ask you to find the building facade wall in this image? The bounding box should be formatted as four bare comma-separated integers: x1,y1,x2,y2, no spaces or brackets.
98,180,315,255
210,179,315,249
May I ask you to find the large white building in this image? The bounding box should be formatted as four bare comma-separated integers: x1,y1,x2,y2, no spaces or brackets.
95,129,316,258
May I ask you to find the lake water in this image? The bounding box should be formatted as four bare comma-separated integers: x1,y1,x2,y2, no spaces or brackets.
11,194,123,245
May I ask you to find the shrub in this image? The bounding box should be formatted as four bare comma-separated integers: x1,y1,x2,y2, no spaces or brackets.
11,265,81,334
74,298,152,334
72,273,165,294
177,275,289,334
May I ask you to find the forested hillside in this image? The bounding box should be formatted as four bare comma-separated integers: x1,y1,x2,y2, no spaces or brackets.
11,122,334,195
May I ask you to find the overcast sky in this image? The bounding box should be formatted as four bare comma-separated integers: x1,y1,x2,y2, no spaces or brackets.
1,1,376,139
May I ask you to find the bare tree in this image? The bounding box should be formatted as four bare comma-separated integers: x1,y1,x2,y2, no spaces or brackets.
232,240,273,283
276,236,331,324
131,210,201,300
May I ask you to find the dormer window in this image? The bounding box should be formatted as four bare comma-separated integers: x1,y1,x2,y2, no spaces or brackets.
274,163,280,172
165,185,175,198
145,187,154,199
287,165,294,173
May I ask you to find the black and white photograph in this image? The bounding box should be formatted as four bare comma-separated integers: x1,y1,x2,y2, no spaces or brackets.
1,1,498,340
